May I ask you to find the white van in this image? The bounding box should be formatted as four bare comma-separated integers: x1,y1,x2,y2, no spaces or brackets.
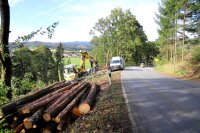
110,56,125,71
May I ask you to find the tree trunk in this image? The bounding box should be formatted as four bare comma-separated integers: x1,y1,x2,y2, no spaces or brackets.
78,83,99,114
58,69,61,82
43,82,89,121
0,0,12,99
11,115,26,128
57,115,71,131
1,81,66,116
55,86,89,123
182,10,186,63
14,123,24,133
20,92,63,114
23,108,44,129
41,122,57,133
22,81,73,108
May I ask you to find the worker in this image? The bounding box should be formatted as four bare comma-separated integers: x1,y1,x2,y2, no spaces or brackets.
89,58,94,68
107,61,111,85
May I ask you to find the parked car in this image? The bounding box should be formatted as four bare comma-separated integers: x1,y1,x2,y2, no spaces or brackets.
109,56,125,71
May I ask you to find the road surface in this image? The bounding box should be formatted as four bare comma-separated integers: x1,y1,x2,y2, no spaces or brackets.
121,67,200,133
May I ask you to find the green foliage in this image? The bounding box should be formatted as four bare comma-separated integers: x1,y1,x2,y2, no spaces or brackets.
31,45,56,83
191,46,200,64
0,80,9,105
12,46,32,79
155,0,200,63
0,81,7,97
66,58,71,65
64,57,90,69
55,43,64,80
12,74,33,95
90,7,151,65
13,22,59,46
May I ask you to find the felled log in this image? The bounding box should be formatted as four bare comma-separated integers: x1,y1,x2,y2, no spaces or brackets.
19,92,63,114
1,81,67,116
20,129,25,133
43,82,81,117
78,83,99,114
70,86,91,118
18,81,73,110
41,122,57,133
57,115,71,131
43,82,89,122
71,107,82,118
55,85,89,123
11,115,26,128
23,108,44,129
14,123,24,133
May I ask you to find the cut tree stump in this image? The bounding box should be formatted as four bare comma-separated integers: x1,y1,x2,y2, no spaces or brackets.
78,83,99,114
55,85,89,123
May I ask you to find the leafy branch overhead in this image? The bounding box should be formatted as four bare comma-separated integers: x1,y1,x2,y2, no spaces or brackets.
14,22,59,45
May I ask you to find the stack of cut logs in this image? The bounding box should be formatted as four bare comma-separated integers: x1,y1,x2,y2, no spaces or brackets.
0,81,100,133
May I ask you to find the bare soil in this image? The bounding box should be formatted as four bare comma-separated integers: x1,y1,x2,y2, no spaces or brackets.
64,71,133,133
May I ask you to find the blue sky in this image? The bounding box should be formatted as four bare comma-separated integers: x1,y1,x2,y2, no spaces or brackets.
8,0,160,42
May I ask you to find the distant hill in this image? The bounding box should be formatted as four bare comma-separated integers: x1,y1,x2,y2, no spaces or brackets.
11,41,93,51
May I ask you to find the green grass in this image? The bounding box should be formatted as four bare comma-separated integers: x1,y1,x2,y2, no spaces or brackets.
64,57,91,69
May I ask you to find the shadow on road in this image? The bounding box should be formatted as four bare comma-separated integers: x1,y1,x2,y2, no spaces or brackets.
122,72,200,133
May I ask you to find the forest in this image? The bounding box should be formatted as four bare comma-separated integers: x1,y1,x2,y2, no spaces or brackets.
155,0,199,76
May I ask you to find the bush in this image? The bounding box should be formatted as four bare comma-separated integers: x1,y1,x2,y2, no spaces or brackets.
0,82,7,98
0,80,9,105
12,76,34,96
192,47,200,64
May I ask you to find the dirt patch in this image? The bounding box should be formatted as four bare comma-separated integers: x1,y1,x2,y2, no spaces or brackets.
65,71,133,133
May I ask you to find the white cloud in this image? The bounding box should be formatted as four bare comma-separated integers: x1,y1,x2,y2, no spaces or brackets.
28,0,72,20
9,0,24,7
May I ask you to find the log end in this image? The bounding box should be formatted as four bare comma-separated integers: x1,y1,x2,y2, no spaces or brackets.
23,118,33,129
57,124,62,131
78,103,90,114
33,124,37,129
55,117,61,123
0,111,3,119
14,123,24,133
43,113,51,122
21,107,30,114
71,107,81,118
42,129,51,133
20,129,26,133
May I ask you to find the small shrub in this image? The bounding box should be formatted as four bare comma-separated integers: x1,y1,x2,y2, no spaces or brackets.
192,47,200,64
0,80,9,105
0,84,7,98
12,76,34,96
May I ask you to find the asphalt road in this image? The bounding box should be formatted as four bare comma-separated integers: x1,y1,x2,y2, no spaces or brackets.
121,67,200,133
